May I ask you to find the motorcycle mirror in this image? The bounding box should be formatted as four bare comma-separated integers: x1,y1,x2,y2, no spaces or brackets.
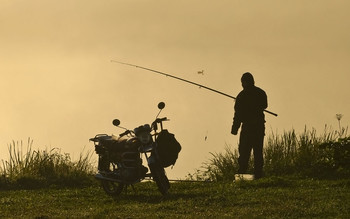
112,119,120,126
158,102,165,110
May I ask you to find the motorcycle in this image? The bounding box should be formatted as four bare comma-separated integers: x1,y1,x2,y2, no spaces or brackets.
89,102,181,196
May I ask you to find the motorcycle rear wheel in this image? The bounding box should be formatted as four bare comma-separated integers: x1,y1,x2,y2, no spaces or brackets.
101,180,124,196
150,163,170,195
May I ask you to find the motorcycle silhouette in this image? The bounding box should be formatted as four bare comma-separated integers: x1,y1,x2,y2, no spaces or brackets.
90,102,181,196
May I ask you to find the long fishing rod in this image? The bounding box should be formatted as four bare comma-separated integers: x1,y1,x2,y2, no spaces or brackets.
111,60,278,117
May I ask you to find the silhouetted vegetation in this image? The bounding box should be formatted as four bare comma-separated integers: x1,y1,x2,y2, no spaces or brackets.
0,138,95,189
0,130,349,218
1,125,349,189
189,126,350,181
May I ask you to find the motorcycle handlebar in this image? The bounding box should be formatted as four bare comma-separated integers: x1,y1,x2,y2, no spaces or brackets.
119,130,131,137
119,117,169,137
155,117,168,123
151,117,169,131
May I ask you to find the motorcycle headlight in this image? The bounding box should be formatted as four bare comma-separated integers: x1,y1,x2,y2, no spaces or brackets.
134,124,152,144
138,132,151,144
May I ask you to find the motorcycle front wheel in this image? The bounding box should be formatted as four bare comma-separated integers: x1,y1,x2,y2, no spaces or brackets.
150,163,170,195
101,180,124,196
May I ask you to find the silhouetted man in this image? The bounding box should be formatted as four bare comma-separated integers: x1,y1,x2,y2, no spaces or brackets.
231,72,267,179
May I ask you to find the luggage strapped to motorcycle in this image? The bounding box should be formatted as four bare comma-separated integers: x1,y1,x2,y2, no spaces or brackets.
155,129,182,168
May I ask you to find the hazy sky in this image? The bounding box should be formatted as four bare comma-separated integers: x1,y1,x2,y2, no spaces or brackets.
1,0,350,178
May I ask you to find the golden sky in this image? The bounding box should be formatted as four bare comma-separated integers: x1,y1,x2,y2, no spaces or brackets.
1,0,350,178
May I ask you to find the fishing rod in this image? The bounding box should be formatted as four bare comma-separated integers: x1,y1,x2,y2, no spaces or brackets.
111,60,278,117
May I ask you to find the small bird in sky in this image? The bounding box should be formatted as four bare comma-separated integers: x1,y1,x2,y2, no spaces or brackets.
197,70,204,75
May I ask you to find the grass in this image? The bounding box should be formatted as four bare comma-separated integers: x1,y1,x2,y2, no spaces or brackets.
0,178,349,218
2,126,349,186
0,139,95,189
0,126,349,217
189,126,350,181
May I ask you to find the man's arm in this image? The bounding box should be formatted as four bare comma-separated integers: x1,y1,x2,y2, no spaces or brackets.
260,88,268,110
231,95,242,135
231,117,241,135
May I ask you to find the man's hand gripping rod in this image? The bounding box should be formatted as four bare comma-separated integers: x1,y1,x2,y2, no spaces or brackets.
111,60,278,117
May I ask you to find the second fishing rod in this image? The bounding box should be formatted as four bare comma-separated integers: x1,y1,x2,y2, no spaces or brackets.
111,60,278,117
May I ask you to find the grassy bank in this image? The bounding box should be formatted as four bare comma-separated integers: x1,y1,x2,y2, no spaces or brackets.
190,127,350,181
1,126,349,188
0,178,349,218
0,139,95,189
0,127,349,218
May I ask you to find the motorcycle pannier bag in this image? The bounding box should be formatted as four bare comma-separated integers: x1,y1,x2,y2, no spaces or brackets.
156,130,181,168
